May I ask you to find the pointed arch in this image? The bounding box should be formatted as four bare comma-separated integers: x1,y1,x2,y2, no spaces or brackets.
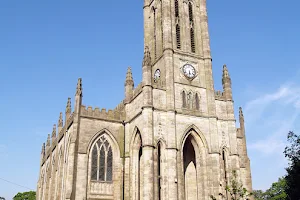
175,0,179,17
188,1,194,22
152,6,157,59
155,139,167,200
86,129,121,199
220,147,229,198
187,91,193,109
180,125,209,199
130,127,143,200
182,90,187,108
188,1,196,53
87,128,120,157
180,124,209,151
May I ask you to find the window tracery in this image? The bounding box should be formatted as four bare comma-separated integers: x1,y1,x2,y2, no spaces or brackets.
91,135,113,182
175,0,181,49
188,2,196,53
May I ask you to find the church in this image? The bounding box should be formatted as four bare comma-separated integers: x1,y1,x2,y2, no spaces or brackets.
37,0,253,199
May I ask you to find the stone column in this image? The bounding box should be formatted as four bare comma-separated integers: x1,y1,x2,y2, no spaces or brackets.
74,153,88,200
142,145,154,200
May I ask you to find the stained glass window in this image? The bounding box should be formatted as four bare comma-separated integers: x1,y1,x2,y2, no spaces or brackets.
99,147,105,181
107,147,113,181
91,145,98,181
90,135,113,182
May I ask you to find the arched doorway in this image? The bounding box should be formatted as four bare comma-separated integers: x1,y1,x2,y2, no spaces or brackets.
183,135,198,200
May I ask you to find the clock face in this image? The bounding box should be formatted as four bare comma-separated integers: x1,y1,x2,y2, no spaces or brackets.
154,69,160,82
182,64,196,79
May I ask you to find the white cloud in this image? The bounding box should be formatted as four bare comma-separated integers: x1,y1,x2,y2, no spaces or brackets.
245,83,300,155
244,83,300,125
243,81,300,190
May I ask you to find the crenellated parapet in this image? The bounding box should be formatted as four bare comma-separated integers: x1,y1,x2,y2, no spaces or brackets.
80,105,125,122
214,90,225,101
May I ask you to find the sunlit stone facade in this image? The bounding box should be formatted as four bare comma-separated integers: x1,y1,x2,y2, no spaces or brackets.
37,0,253,199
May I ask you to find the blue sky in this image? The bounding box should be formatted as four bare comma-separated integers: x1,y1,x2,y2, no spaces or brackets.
0,0,300,199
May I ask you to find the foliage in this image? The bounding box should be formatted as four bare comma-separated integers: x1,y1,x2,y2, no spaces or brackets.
210,170,252,200
284,131,300,200
263,177,287,200
13,191,36,200
253,178,287,200
252,190,264,200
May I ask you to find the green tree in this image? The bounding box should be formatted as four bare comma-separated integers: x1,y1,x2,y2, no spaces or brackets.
252,190,264,200
263,177,287,200
13,191,36,200
210,170,252,200
284,131,300,200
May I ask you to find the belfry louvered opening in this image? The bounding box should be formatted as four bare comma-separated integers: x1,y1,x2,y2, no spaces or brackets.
190,28,195,53
188,2,193,22
175,0,179,17
189,2,195,53
176,24,181,49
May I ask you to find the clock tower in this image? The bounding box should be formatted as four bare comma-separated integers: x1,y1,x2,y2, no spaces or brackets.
37,1,253,200
143,0,216,114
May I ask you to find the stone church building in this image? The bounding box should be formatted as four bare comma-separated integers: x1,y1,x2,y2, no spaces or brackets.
37,0,253,199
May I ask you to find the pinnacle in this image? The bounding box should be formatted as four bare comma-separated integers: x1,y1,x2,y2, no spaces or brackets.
125,67,134,86
58,112,63,127
142,46,151,66
66,98,71,112
239,107,244,119
47,134,51,146
52,124,56,138
222,64,230,79
76,78,82,96
41,143,45,154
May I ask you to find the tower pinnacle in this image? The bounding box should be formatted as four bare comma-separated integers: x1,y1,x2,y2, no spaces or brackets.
76,78,82,96
46,134,50,147
66,97,71,119
52,124,56,138
239,107,244,120
125,67,134,87
125,67,134,101
222,64,232,100
58,112,63,127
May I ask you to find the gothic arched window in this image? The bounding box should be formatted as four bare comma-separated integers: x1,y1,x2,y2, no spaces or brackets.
175,0,179,17
175,0,181,49
195,93,200,110
91,135,113,182
188,2,193,22
221,150,228,198
187,91,193,109
152,7,157,59
182,91,187,108
188,2,196,53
